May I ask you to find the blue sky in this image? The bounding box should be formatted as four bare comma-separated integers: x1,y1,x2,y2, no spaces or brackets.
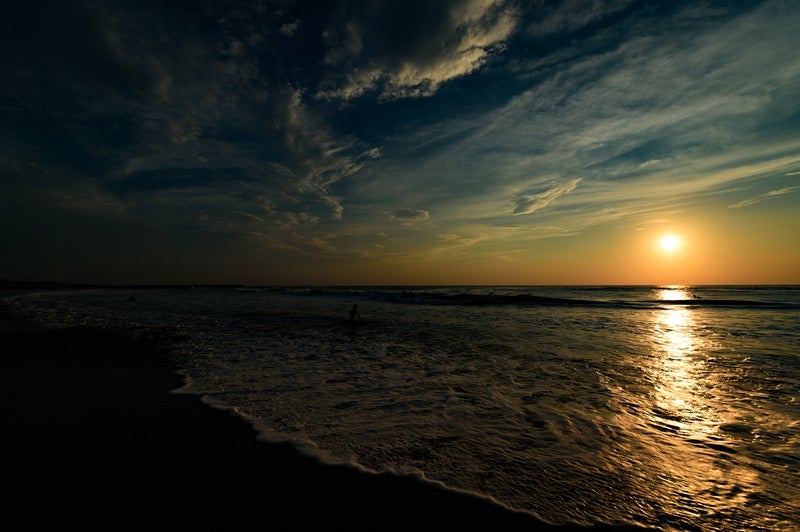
1,0,798,284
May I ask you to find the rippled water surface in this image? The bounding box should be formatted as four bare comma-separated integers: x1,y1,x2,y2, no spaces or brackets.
10,286,800,530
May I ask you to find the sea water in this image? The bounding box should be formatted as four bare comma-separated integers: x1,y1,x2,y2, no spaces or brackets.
8,286,800,530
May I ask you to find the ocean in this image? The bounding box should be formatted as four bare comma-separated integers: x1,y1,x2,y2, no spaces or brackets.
7,285,800,530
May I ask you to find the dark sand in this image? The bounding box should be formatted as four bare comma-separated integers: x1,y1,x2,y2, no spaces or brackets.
0,306,646,530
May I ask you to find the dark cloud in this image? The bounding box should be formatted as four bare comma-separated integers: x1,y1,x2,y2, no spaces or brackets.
0,0,374,228
317,0,518,100
390,208,431,223
280,20,301,37
1,3,174,104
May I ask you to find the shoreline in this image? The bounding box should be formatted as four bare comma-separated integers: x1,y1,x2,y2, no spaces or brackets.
0,304,647,530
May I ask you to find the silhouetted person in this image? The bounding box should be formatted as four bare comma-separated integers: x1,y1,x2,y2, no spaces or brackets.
349,304,362,323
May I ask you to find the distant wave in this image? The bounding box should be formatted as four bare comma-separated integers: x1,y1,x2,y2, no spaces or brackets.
253,286,800,310
388,293,798,310
653,298,796,309
389,292,608,307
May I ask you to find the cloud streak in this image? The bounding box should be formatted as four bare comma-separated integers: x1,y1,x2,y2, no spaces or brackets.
512,178,582,215
729,185,799,208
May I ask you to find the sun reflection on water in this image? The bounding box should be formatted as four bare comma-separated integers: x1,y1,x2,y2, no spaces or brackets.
658,286,690,302
652,304,711,433
637,291,771,527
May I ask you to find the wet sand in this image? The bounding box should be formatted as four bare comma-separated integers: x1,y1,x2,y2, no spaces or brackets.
0,307,646,530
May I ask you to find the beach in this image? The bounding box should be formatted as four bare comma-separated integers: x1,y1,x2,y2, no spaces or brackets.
4,285,798,530
1,302,646,530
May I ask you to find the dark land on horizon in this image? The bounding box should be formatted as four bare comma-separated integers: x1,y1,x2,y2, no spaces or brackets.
0,296,649,530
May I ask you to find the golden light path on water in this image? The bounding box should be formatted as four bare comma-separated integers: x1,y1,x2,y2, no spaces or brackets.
638,286,764,527
654,287,706,430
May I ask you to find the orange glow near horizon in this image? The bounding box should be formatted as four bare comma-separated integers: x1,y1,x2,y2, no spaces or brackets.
337,218,796,286
173,211,796,287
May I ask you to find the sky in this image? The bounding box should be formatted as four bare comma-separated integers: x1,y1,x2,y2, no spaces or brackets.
1,0,799,285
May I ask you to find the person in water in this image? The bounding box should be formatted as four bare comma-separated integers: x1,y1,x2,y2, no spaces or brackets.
349,304,362,323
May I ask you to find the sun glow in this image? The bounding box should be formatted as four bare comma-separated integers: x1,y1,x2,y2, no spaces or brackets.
660,234,681,253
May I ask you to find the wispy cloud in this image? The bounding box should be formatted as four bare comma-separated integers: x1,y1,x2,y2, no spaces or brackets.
727,198,762,209
526,0,637,37
512,178,582,215
281,87,371,219
231,210,265,223
766,186,799,197
437,233,481,247
355,0,800,241
271,211,320,229
729,185,799,208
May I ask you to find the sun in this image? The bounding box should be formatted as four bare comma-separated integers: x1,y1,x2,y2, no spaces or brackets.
660,234,681,253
